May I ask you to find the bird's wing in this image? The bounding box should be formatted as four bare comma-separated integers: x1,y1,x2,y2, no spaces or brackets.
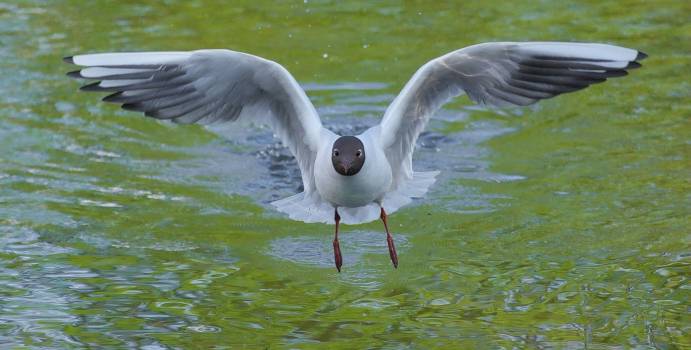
379,42,646,186
65,49,326,193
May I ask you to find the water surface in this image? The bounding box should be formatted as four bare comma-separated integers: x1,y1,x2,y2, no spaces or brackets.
0,1,689,348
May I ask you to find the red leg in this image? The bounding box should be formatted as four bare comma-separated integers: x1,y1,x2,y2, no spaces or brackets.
380,208,398,268
333,209,342,272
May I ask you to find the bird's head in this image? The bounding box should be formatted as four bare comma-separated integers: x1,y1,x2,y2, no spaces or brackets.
331,136,365,176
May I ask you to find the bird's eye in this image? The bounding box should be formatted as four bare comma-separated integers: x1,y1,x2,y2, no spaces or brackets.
333,149,340,157
356,149,362,158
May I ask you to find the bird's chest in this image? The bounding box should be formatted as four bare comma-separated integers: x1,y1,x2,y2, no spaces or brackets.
314,146,392,208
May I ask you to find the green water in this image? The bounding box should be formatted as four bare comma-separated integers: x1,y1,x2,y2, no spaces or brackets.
1,1,689,348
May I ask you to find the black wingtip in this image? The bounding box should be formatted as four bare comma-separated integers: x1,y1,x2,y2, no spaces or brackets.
122,103,149,112
63,56,74,64
121,103,138,111
626,61,642,69
607,69,628,78
102,92,123,103
80,81,104,92
66,70,83,79
636,51,648,61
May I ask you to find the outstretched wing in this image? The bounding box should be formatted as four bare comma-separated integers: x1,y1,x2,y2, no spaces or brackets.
65,49,326,193
379,42,647,187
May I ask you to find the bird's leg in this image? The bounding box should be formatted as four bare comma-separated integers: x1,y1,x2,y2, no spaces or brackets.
380,207,398,268
333,208,342,272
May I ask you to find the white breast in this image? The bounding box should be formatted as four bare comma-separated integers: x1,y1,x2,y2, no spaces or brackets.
314,129,392,208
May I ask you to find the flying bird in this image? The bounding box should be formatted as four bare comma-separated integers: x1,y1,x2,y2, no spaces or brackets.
64,42,647,272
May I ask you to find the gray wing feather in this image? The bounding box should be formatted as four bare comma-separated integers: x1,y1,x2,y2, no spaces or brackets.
66,50,324,193
380,42,647,187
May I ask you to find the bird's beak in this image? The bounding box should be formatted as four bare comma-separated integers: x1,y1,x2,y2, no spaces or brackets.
335,159,359,176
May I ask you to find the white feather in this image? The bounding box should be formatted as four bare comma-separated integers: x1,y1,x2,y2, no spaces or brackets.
99,79,148,88
80,67,151,78
271,171,438,225
71,52,190,66
516,42,639,61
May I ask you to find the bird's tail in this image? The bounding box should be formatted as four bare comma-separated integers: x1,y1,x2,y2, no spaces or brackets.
271,192,335,224
380,171,439,214
271,171,439,225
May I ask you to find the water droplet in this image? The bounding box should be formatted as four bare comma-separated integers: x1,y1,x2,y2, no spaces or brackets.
79,199,122,208
557,291,578,301
430,298,450,306
188,325,221,333
655,268,672,277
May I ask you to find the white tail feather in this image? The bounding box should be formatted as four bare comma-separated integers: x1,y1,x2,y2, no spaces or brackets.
271,171,439,225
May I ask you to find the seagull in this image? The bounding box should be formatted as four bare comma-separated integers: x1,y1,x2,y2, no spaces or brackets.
64,42,646,272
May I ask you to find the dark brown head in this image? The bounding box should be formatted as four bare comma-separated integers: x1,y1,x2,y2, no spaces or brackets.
331,136,365,176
